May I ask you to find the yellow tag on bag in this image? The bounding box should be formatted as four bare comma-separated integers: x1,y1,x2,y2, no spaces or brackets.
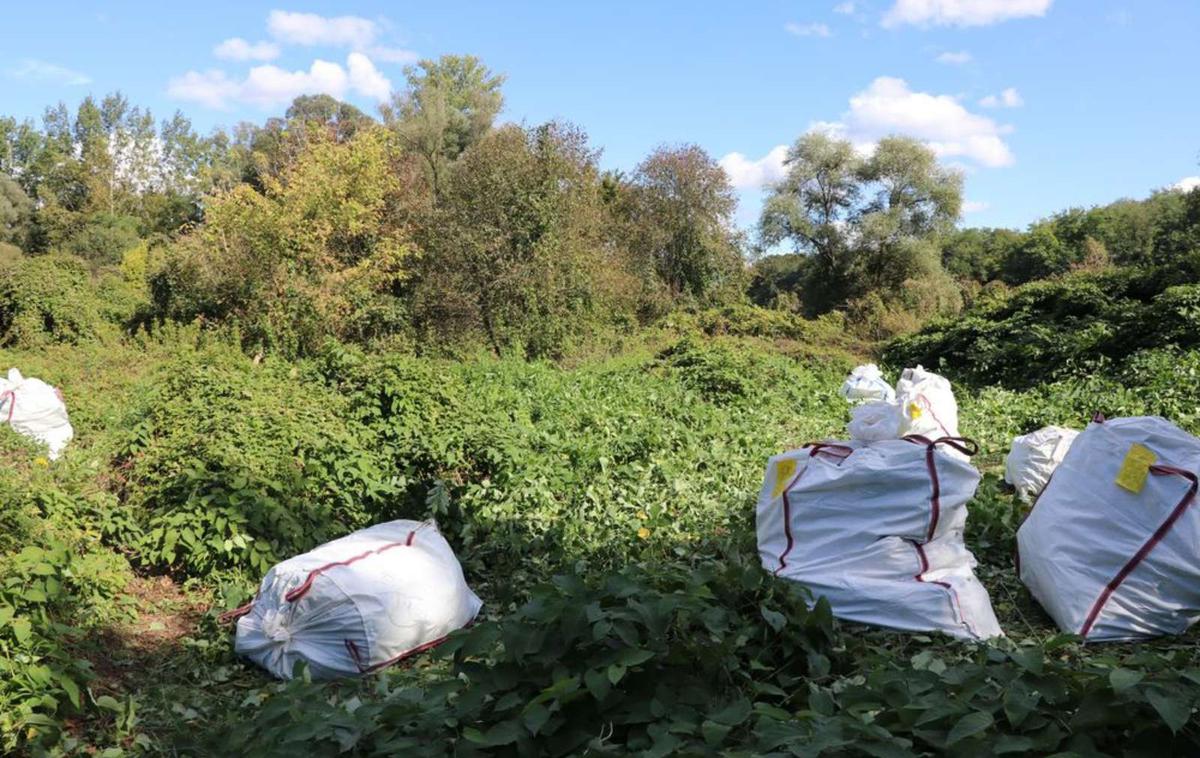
771,458,798,499
1115,443,1157,493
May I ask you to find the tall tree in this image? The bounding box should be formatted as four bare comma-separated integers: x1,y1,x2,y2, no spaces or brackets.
626,144,742,301
759,132,962,313
417,122,632,356
760,132,863,308
383,55,505,194
0,175,33,249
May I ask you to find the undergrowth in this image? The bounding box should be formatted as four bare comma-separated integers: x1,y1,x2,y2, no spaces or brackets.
4,323,1200,755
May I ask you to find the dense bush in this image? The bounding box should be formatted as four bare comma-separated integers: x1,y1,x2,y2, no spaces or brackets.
109,344,396,576
208,551,840,756
315,341,848,590
0,465,134,755
0,254,110,347
884,257,1200,388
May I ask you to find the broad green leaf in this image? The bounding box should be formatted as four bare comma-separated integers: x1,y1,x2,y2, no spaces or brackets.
1146,689,1191,734
522,702,550,735
1109,668,1143,693
58,673,81,709
761,606,786,632
607,664,626,686
945,711,993,745
12,617,31,644
709,696,752,726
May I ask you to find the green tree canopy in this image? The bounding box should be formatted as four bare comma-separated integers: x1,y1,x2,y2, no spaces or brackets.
760,132,962,313
625,144,743,301
384,55,505,194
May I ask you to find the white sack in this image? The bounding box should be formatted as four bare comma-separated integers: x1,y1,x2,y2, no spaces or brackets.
1005,426,1079,502
0,368,74,459
895,366,959,440
756,438,1001,640
839,363,896,404
235,519,482,679
1018,416,1200,641
848,401,903,442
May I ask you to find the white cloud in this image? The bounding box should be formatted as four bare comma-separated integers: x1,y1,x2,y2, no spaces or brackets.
963,200,989,213
979,87,1023,108
785,22,833,37
166,70,240,109
267,10,378,48
1173,176,1200,193
883,0,1053,27
719,145,790,190
368,46,419,64
258,11,417,63
6,58,91,86
936,50,972,65
214,37,281,61
827,76,1015,167
168,54,392,110
722,77,1014,182
834,2,857,13
346,52,392,102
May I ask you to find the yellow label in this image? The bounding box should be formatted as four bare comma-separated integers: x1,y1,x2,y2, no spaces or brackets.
1115,443,1157,493
771,458,798,498
908,402,923,420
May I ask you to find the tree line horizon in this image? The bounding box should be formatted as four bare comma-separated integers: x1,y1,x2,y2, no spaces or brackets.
2,53,1197,356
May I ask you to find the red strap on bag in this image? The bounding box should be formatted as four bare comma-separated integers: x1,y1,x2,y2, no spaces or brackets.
1079,464,1198,639
902,436,978,540
774,442,855,575
0,390,14,423
285,529,419,603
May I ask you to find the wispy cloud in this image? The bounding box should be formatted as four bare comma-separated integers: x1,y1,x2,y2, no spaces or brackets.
6,59,91,86
833,2,856,14
936,50,972,65
214,37,281,62
785,22,833,37
963,200,990,213
883,0,1053,28
265,11,417,62
979,87,1023,108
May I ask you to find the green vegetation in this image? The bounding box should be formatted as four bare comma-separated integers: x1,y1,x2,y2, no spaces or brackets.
3,53,1200,756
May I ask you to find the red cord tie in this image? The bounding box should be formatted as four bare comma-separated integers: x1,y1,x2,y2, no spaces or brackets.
1079,464,1198,638
773,442,854,576
285,530,420,603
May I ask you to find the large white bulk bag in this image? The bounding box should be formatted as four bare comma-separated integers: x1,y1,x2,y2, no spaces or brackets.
848,400,903,442
839,364,896,404
1017,416,1200,641
232,520,482,679
895,366,959,440
756,437,1002,640
0,368,74,459
1004,426,1079,502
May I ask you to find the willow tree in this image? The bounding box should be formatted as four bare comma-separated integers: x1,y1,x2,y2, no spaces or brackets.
760,133,961,314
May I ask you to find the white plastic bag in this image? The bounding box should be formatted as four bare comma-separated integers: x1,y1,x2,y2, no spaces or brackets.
839,364,895,404
0,368,74,459
756,437,1001,640
1018,416,1200,641
895,365,959,440
234,520,482,679
848,401,903,442
1004,426,1079,502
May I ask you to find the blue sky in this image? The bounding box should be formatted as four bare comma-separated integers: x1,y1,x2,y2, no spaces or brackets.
3,1,1198,231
